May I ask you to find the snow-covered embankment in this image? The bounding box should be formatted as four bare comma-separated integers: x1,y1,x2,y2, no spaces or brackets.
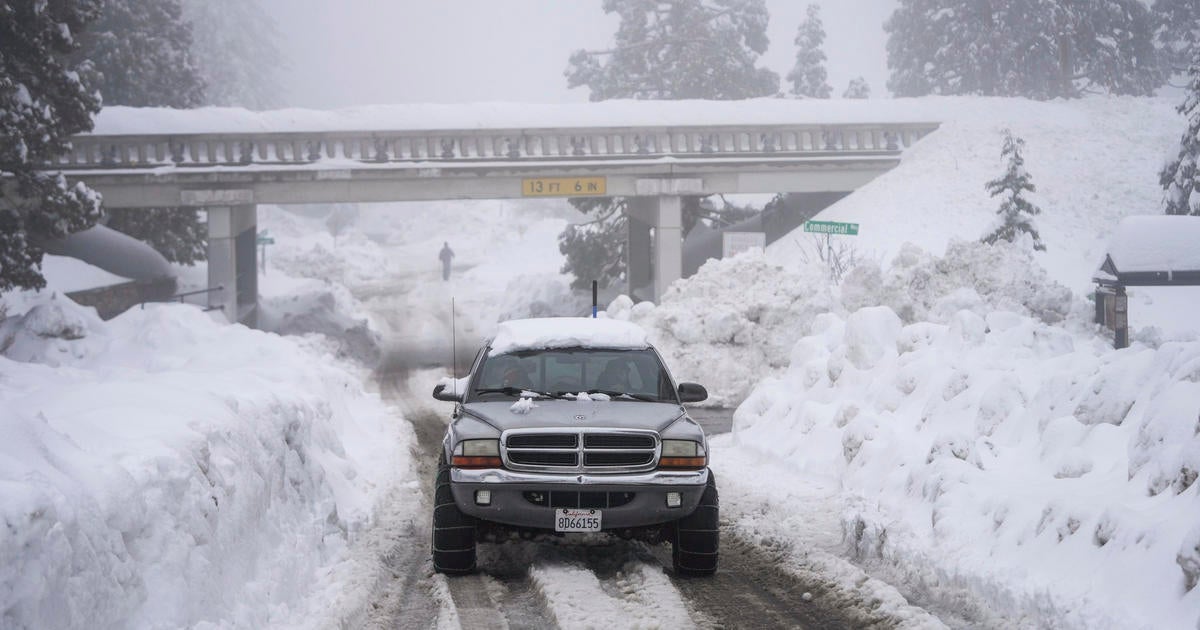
0,295,416,628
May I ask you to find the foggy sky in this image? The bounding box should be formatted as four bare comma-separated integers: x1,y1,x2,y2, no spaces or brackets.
262,0,896,109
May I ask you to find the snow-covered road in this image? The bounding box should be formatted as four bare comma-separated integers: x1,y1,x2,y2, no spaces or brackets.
339,245,948,629
357,348,943,630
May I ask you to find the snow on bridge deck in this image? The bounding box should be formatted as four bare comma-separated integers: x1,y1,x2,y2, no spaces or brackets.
87,99,941,135
43,99,939,208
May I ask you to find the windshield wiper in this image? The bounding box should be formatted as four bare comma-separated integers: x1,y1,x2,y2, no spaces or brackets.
474,387,570,400
587,389,660,402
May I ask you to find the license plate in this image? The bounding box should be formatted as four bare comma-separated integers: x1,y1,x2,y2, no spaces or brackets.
554,508,602,533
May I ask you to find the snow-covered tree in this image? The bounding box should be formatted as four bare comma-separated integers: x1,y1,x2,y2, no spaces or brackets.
559,199,629,291
1160,55,1200,216
566,0,780,101
105,208,207,263
886,0,1164,99
77,0,204,108
76,0,208,264
843,76,871,99
561,0,779,289
1,0,105,292
181,0,283,110
1153,0,1200,75
1073,0,1163,96
787,4,832,98
983,130,1046,251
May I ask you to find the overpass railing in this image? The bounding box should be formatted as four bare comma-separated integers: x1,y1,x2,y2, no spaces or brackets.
55,123,940,171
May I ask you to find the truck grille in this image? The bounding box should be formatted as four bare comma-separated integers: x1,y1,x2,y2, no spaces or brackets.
502,429,659,473
508,451,578,466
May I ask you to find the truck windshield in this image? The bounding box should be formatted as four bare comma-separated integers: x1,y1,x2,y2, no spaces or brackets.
471,348,675,402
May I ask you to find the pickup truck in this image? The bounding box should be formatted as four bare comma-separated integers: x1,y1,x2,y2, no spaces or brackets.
431,317,718,575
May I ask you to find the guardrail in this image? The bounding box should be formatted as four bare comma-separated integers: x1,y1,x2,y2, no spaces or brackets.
56,122,940,171
140,285,224,311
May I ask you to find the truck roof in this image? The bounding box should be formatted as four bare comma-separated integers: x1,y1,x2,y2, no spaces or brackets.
488,317,651,356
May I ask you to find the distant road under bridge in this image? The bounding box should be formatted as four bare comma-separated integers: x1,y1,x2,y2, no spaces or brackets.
13,102,939,324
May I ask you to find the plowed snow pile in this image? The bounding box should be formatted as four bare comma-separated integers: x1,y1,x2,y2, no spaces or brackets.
766,96,1182,296
0,295,415,629
734,299,1200,629
615,94,1199,628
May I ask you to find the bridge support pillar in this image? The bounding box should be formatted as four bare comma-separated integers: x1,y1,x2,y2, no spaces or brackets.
626,194,683,303
206,204,258,326
626,198,655,301
653,195,682,303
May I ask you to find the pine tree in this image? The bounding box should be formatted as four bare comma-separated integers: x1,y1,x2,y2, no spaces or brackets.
1160,54,1200,216
558,200,629,291
983,130,1046,251
1,0,105,292
104,208,207,263
1072,0,1163,97
77,0,205,108
566,0,780,101
76,0,208,265
787,4,832,98
843,77,871,99
181,0,283,110
1153,0,1200,75
886,0,1164,99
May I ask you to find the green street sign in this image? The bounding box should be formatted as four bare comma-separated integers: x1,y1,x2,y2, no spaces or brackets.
804,221,859,236
257,236,275,245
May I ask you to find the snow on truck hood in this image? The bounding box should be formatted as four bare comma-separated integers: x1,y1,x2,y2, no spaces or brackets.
464,400,684,434
488,317,650,355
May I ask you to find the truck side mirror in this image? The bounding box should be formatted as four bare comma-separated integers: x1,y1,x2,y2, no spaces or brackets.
433,383,463,402
677,382,708,403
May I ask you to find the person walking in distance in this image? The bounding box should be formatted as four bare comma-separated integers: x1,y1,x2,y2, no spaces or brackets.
439,242,455,281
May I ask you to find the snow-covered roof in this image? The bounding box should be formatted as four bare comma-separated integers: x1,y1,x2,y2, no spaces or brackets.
488,318,650,355
1103,215,1200,274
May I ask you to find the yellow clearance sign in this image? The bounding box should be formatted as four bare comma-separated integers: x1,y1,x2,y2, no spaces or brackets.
522,177,607,197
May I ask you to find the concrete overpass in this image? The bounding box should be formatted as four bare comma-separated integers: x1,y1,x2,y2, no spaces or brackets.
28,109,939,323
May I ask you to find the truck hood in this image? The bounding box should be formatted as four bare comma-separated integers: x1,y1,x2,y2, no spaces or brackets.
462,400,685,433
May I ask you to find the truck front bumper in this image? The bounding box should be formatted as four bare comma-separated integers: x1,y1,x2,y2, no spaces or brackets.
450,467,710,530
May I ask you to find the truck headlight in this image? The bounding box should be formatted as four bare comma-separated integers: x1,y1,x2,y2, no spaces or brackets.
452,439,502,468
659,440,707,469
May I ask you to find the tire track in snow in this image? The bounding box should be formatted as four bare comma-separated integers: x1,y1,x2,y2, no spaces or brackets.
530,558,696,629
364,370,460,629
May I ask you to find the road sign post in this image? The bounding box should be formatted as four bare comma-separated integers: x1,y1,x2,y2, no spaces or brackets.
257,230,275,274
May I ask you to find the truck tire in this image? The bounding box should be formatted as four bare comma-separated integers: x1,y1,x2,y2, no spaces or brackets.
432,460,476,575
672,470,719,576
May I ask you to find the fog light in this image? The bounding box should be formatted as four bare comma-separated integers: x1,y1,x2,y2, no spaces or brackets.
666,492,682,508
475,490,492,506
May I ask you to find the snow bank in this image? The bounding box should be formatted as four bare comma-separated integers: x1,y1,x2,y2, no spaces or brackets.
606,251,835,406
255,206,385,365
733,305,1200,629
0,295,413,629
258,276,382,366
607,240,1074,406
767,96,1182,295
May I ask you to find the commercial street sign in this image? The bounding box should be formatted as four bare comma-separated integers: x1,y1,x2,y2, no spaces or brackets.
803,220,859,236
522,176,607,197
